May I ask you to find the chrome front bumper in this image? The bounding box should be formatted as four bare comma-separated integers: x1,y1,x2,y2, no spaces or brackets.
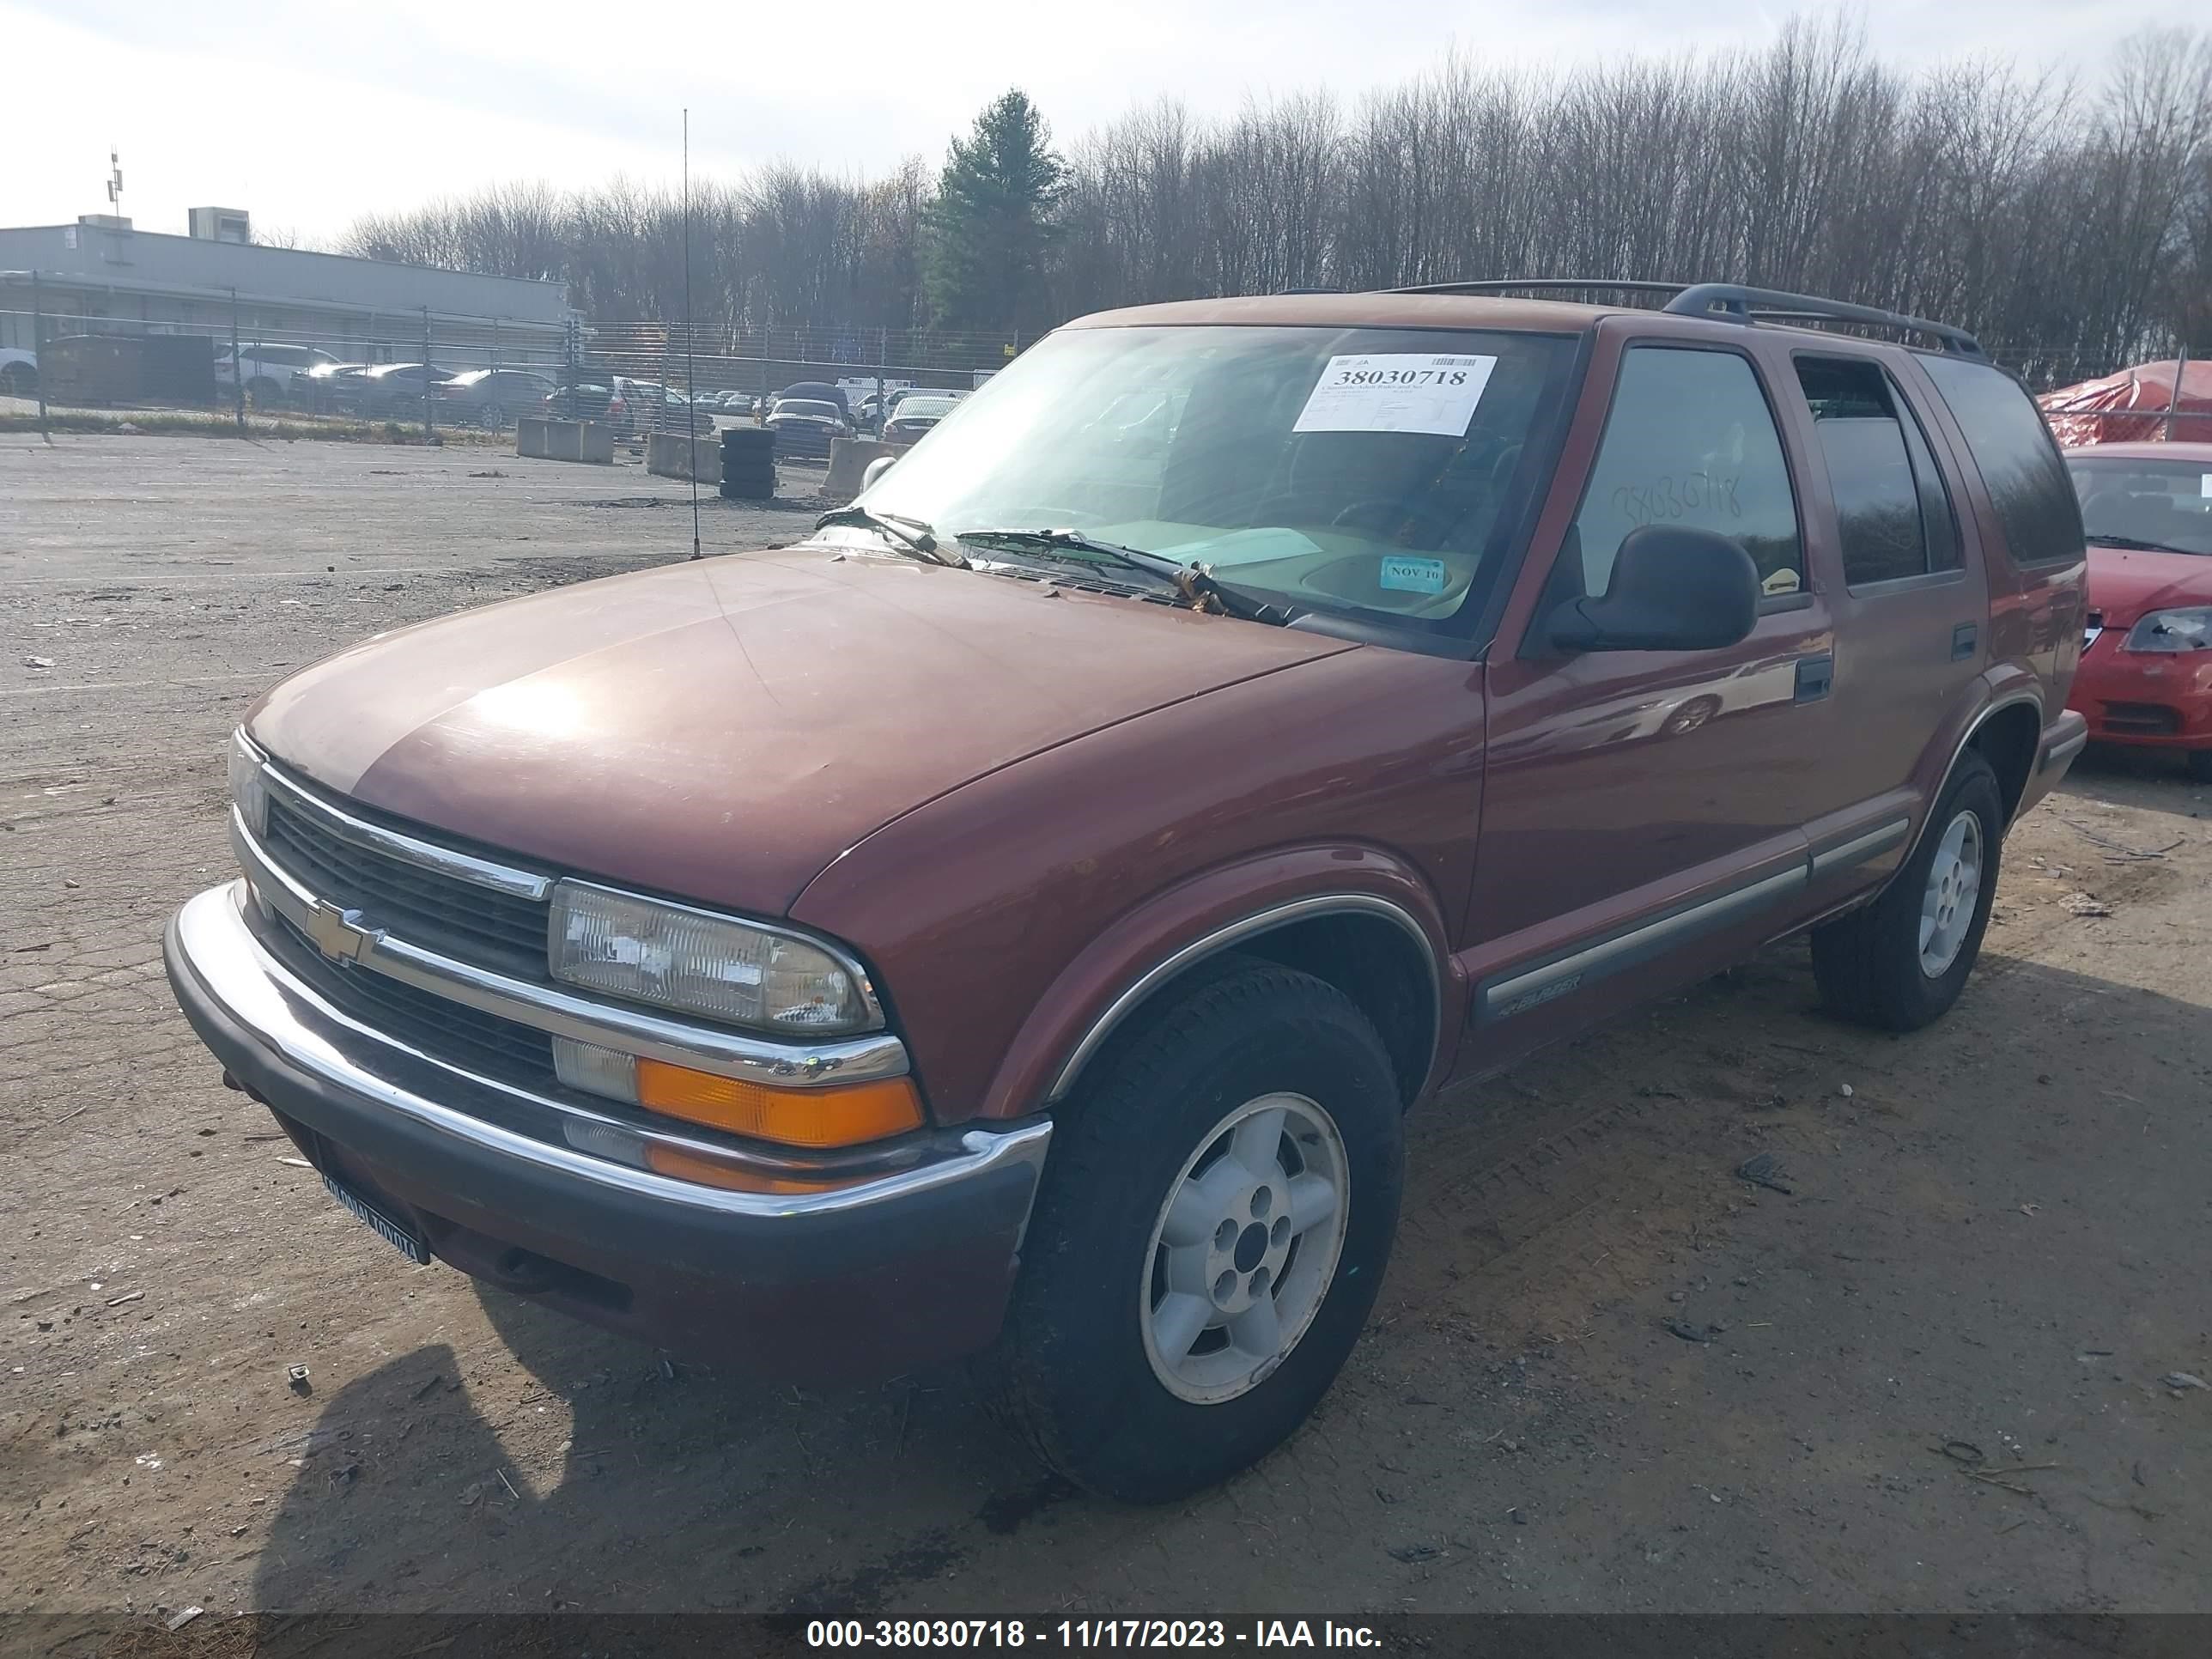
165,882,1051,1375
173,879,1048,1217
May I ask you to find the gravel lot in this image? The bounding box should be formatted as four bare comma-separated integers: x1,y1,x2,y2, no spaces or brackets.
3,436,2210,1625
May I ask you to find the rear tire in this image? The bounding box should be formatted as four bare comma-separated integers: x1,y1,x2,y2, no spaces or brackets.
1812,750,2003,1031
987,957,1403,1504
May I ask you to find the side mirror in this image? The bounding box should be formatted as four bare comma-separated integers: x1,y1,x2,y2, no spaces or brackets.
861,454,898,492
1548,525,1760,653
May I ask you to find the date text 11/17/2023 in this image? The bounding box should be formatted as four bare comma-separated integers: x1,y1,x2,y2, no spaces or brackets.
804,1620,1384,1649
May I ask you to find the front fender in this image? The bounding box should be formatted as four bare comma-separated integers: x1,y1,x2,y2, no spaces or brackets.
978,843,1462,1122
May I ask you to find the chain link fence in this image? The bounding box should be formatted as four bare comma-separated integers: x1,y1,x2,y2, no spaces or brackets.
3,281,2201,453
0,294,1027,450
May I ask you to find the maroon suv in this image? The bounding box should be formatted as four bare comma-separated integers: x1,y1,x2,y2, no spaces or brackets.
167,283,2087,1503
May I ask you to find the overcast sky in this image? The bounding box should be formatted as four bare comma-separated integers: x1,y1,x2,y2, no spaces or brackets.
1,0,2188,246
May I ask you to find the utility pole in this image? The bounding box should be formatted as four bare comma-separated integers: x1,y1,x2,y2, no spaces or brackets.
421,306,434,442
228,286,245,431
32,269,50,439
2166,343,2191,441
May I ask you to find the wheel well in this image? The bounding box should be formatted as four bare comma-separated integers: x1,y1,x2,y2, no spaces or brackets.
1969,701,2041,824
1215,913,1438,1107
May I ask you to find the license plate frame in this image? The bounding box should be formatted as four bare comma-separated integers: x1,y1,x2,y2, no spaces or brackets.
322,1173,432,1265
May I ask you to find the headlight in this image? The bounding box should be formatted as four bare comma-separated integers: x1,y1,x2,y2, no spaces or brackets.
549,880,878,1034
228,728,269,836
2123,607,2212,653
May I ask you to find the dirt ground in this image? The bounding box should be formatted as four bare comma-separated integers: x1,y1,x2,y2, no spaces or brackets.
3,436,2209,1626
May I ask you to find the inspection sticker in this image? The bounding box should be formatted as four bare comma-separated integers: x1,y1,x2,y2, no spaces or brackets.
1293,354,1498,436
1379,556,1449,594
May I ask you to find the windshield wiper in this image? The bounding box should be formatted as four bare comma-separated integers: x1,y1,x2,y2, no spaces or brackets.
815,506,965,567
2089,533,2195,556
955,528,1289,623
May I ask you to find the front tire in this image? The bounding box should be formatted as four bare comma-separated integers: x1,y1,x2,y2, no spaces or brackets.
989,958,1403,1504
1812,750,2003,1031
2185,749,2212,785
991,959,1398,1504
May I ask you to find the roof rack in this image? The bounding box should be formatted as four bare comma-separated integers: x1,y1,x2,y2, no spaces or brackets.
1392,278,1692,299
1385,276,1984,358
1664,283,1984,358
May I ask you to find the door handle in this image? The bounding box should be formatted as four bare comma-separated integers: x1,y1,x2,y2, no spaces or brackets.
1952,622,1978,660
1794,654,1833,702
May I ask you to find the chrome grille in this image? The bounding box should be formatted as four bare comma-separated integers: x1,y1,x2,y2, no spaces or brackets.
263,791,549,975
264,909,557,1085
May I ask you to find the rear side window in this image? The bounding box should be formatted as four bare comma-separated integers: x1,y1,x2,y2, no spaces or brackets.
1921,356,2084,568
1796,357,1961,585
1571,346,1803,599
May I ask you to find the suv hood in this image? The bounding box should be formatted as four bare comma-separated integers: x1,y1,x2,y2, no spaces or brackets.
2086,544,2212,626
248,548,1352,915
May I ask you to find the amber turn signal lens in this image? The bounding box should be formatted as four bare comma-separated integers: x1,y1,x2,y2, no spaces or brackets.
643,1144,844,1194
632,1061,925,1148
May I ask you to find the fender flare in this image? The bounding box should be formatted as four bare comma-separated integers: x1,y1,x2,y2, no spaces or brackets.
1045,891,1441,1103
1896,688,2043,872
977,846,1458,1121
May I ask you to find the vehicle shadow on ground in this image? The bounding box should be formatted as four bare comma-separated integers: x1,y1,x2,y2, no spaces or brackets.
246,1277,1042,1616
245,941,2212,1617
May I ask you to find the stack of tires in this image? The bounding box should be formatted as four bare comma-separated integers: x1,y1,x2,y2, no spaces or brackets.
720,427,775,501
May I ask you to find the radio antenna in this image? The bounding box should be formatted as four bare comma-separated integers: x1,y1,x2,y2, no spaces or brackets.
684,106,702,560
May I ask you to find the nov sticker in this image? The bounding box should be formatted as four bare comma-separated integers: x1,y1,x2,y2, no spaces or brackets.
1380,556,1448,594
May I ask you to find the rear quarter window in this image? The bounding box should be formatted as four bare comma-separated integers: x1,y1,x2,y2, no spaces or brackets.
1920,356,2085,568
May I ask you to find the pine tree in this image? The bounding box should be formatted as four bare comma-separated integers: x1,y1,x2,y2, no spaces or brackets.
923,90,1070,333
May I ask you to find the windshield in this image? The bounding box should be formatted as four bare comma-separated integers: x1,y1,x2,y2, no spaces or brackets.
896,398,958,417
850,324,1578,641
779,400,842,420
2068,457,2212,556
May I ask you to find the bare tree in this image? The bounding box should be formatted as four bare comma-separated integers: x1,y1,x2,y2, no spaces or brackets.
341,19,2212,369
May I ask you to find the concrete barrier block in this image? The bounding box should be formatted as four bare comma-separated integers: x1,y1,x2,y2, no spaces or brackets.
516,418,611,464
823,437,898,502
647,432,721,485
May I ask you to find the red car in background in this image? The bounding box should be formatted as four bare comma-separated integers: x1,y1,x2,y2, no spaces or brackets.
2063,441,2212,781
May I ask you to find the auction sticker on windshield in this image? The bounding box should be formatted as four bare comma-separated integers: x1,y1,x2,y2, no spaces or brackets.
1293,354,1498,436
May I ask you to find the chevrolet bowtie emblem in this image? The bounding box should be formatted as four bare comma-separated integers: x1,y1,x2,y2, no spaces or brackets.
303,900,380,963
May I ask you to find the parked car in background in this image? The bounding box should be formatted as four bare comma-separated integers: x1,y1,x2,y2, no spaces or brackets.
0,347,34,398
330,362,455,418
883,392,963,447
774,380,850,418
438,368,557,429
215,343,349,407
2063,441,2212,780
717,391,761,416
301,358,366,411
887,385,961,415
542,382,617,423
609,378,714,440
166,282,2086,1509
763,397,852,459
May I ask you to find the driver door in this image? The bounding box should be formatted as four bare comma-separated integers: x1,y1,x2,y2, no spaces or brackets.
1456,338,1837,1072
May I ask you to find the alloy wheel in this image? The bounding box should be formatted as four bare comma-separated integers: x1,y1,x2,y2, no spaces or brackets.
1140,1091,1350,1405
1918,808,1983,977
